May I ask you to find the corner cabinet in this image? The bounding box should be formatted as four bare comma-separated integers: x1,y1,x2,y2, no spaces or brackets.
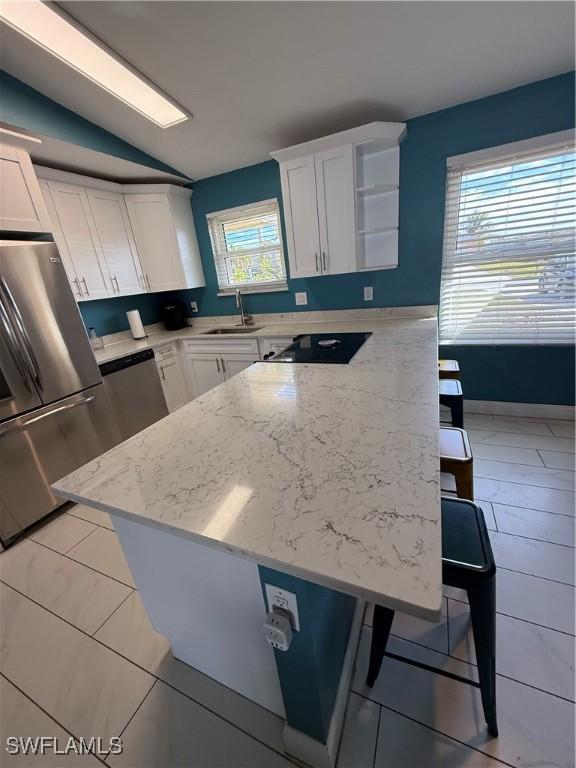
271,122,406,278
34,167,206,302
124,186,205,292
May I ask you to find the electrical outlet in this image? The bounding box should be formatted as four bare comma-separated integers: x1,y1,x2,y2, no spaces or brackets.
265,584,300,631
363,286,373,301
295,292,308,306
190,301,199,313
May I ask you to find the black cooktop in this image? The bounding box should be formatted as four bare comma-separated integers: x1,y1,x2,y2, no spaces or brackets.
265,332,371,364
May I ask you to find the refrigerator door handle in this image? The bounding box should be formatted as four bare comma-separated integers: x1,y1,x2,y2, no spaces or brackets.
0,278,42,389
0,299,33,391
0,393,95,438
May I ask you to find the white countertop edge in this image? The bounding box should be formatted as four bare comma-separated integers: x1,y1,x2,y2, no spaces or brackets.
55,489,442,622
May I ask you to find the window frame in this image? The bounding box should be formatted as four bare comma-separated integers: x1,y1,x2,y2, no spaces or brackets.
206,198,289,295
439,130,575,346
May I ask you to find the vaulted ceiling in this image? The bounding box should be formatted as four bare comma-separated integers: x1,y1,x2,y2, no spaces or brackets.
1,1,573,179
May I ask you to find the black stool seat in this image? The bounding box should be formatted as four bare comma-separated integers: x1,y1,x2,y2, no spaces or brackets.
439,379,464,428
366,497,498,737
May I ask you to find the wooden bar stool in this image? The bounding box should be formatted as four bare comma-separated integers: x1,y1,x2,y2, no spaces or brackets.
366,497,498,737
438,359,460,380
440,426,473,500
439,379,464,428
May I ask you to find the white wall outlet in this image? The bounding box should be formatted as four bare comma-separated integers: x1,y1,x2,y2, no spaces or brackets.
264,584,300,631
190,301,199,313
295,292,308,306
363,286,373,301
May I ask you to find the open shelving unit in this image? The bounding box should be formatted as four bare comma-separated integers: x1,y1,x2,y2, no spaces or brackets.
355,142,400,271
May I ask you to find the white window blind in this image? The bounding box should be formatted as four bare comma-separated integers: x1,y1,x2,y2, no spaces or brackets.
439,138,575,345
207,199,287,293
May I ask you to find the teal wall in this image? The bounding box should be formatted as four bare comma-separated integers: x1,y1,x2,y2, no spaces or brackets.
1,69,574,403
186,71,575,317
258,566,357,743
0,70,184,178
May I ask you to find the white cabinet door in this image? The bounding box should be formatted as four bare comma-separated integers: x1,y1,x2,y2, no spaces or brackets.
315,145,356,275
157,357,190,412
47,181,111,300
184,354,224,399
221,353,255,380
86,189,143,296
279,155,321,278
0,145,51,232
125,194,185,292
37,179,82,298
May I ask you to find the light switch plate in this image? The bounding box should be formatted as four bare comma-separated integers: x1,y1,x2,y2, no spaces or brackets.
295,292,308,306
264,584,300,631
363,286,373,301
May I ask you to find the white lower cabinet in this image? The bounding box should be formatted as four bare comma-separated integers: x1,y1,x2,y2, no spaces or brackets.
182,338,260,399
220,353,257,379
184,353,224,399
155,343,190,412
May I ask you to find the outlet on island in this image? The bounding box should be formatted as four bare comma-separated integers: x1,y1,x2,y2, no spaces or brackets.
264,583,300,631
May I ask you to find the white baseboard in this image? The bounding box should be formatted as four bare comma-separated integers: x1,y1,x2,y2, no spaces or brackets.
283,600,365,768
462,400,575,420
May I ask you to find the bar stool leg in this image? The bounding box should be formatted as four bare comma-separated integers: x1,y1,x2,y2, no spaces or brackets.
453,397,464,429
467,578,498,737
366,605,395,687
455,466,474,501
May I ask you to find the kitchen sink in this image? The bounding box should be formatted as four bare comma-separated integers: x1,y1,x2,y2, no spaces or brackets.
201,327,263,335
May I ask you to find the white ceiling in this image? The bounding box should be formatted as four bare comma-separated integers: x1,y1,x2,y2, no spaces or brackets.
1,1,573,180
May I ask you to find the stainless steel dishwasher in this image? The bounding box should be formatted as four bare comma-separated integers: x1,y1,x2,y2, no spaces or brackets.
99,349,168,441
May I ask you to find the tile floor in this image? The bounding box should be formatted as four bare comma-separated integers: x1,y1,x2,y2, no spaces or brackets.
1,413,574,767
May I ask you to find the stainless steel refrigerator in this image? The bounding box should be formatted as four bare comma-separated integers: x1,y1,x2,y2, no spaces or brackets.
0,239,121,546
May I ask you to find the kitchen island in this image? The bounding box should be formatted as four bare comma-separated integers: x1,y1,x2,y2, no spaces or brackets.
53,315,441,768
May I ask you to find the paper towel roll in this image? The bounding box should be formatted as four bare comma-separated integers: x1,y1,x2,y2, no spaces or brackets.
127,310,146,339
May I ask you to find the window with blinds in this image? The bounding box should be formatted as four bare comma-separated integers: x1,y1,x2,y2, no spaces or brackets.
207,199,287,293
439,136,575,345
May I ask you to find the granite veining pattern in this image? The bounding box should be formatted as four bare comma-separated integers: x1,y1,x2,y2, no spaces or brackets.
55,317,442,619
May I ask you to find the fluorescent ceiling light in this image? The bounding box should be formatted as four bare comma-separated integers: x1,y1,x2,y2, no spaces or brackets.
0,0,189,129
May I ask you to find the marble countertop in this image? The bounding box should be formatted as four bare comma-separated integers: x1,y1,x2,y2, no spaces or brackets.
92,306,437,364
55,316,442,620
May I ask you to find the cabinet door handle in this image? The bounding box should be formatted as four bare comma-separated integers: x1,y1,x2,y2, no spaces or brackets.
221,357,227,374
81,277,89,296
315,253,319,272
72,278,83,298
216,358,220,374
159,364,166,381
322,251,327,271
112,275,120,292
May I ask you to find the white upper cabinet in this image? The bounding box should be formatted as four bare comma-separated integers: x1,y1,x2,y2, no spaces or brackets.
279,155,321,277
314,145,356,275
45,181,111,300
125,186,205,293
0,144,51,232
35,168,205,302
86,189,143,296
272,122,406,277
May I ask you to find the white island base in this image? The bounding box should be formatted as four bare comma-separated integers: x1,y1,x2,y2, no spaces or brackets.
112,513,363,768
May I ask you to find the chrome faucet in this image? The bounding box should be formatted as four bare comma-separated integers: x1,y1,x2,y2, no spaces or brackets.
235,289,252,326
